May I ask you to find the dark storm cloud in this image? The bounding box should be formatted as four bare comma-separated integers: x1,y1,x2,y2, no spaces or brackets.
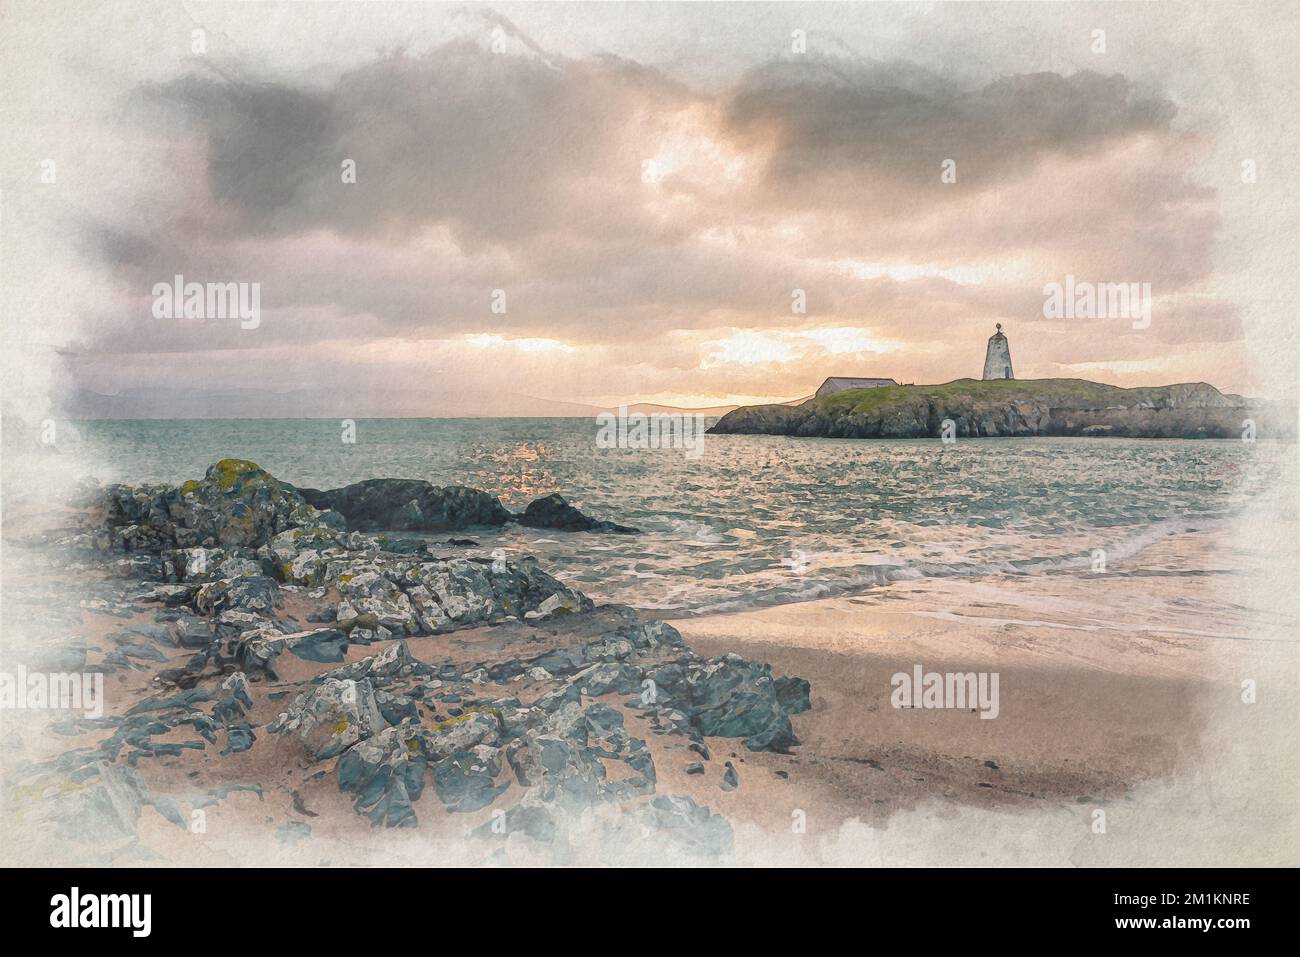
139,72,336,223
725,60,1177,192
133,40,693,246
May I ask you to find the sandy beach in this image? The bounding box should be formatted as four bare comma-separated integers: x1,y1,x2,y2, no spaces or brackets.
665,524,1300,865
2,476,1296,868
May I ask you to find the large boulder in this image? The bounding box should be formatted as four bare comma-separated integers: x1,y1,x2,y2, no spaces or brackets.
296,479,512,532
269,677,387,760
195,575,282,616
95,459,341,552
517,493,639,534
644,654,804,752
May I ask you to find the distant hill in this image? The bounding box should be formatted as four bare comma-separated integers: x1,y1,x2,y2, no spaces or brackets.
709,378,1296,440
616,396,809,417
57,388,810,420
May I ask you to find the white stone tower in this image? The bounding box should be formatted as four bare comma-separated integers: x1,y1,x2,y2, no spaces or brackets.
982,323,1013,380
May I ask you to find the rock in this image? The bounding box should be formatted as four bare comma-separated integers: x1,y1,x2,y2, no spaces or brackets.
582,702,625,737
195,575,281,616
168,612,213,648
275,550,593,635
336,711,502,827
523,592,580,620
336,723,427,828
260,525,356,586
43,458,817,853
336,592,419,636
774,675,812,715
572,662,643,697
135,583,199,606
317,640,425,686
517,493,639,534
222,723,256,755
500,700,654,811
214,609,270,641
236,627,349,675
479,800,557,843
83,670,253,769
94,459,338,552
212,672,254,725
96,465,595,642
376,537,430,557
296,479,512,532
432,746,509,812
506,732,606,810
166,546,261,583
646,654,802,752
721,761,738,791
375,689,420,725
269,677,386,760
415,710,503,760
286,629,350,663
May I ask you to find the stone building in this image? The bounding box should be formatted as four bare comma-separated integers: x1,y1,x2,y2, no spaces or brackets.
814,376,898,398
982,324,1013,380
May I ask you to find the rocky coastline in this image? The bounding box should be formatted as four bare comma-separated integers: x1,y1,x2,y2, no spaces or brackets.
709,378,1294,440
1,459,808,865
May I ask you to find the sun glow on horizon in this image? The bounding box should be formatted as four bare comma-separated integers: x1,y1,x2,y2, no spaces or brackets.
463,334,577,355
700,326,907,369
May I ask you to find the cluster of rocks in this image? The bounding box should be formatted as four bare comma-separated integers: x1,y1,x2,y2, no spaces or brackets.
85,462,636,553
266,617,809,838
7,459,808,864
298,477,641,535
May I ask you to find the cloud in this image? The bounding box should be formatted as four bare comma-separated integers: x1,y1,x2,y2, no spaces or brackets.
130,33,695,248
725,61,1177,196
43,9,1247,406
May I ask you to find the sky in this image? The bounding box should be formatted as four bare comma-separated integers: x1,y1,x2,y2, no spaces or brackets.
2,1,1298,415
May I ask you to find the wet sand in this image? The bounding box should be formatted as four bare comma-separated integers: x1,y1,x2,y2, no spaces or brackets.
665,526,1300,864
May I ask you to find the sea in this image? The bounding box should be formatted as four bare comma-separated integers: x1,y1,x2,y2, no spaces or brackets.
9,418,1288,615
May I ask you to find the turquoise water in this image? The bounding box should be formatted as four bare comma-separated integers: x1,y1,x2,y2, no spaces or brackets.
14,418,1283,613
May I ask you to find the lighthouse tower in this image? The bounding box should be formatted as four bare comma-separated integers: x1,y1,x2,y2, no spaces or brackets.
982,323,1014,380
